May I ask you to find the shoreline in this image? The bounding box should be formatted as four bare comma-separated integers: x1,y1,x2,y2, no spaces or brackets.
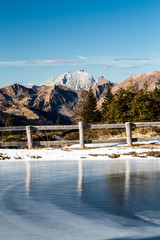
1,142,160,161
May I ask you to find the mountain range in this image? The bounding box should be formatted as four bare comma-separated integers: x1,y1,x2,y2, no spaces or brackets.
0,70,160,126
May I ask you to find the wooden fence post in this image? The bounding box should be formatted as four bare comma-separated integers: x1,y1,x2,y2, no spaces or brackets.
26,126,33,149
79,122,85,149
125,122,133,146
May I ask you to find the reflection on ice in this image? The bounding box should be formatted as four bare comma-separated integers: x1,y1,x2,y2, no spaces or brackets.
26,161,31,197
77,160,83,198
124,160,130,200
0,159,160,239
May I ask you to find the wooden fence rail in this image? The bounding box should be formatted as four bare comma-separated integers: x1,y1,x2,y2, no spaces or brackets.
0,122,160,149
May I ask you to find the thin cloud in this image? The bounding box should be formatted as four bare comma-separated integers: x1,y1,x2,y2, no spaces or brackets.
77,55,87,60
0,60,27,66
0,58,82,66
104,65,138,70
114,57,151,61
24,83,35,86
119,72,135,75
31,60,58,64
31,59,81,65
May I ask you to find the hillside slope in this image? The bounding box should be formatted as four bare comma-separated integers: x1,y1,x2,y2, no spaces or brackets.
112,71,160,93
0,84,78,125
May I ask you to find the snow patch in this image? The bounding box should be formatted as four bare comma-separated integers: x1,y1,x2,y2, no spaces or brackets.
1,141,160,161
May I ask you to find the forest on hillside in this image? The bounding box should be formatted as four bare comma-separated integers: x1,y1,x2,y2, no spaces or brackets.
80,82,160,124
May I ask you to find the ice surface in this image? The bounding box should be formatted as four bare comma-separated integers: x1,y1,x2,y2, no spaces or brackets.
0,160,160,239
0,184,160,240
136,211,160,225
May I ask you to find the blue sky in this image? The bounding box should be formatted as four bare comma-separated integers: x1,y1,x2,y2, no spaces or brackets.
0,0,160,87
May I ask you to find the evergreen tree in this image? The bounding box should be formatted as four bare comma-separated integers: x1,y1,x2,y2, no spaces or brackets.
103,100,117,123
101,86,114,116
5,114,14,127
3,114,14,138
131,89,154,121
81,88,100,124
71,90,88,124
103,87,137,123
153,80,160,101
56,116,61,125
152,80,160,120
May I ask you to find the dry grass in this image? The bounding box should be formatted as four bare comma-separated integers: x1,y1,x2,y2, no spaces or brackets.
61,131,79,140
89,153,120,158
88,150,160,158
30,155,42,159
123,151,160,158
84,129,125,140
132,127,160,138
62,126,160,141
83,126,160,141
0,153,10,160
0,133,27,142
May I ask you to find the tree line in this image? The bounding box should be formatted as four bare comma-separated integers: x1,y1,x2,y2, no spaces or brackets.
80,82,160,124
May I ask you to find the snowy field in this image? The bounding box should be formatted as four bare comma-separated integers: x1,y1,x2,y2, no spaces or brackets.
1,141,160,161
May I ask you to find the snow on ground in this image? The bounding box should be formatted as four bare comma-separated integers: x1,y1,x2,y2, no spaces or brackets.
1,140,160,161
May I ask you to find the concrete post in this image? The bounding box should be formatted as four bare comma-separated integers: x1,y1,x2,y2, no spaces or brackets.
78,121,85,149
125,122,133,146
26,126,33,149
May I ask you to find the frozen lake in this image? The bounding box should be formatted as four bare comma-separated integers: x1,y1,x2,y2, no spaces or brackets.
1,159,160,239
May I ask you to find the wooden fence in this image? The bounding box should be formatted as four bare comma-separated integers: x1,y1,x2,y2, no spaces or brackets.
0,122,160,149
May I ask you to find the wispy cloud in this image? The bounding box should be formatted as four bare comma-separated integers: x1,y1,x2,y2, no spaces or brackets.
30,59,82,65
77,55,87,60
114,57,151,61
24,83,35,86
0,60,27,66
0,58,82,66
104,65,138,70
119,72,135,75
31,60,58,64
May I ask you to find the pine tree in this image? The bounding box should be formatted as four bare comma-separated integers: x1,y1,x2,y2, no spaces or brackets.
152,80,160,120
103,87,137,123
101,86,114,116
3,114,14,138
114,87,137,122
81,88,100,124
56,116,61,125
5,114,14,127
131,89,154,121
71,90,88,124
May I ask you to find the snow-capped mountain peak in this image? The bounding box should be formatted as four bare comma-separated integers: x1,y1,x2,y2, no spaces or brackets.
41,70,95,90
40,76,57,86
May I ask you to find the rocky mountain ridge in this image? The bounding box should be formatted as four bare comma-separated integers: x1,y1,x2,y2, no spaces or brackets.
0,70,160,125
0,84,78,125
